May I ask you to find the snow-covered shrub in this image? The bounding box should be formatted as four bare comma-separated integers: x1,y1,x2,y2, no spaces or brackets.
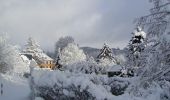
37,83,96,100
108,77,130,96
60,43,86,65
64,56,126,75
32,68,131,99
35,97,44,100
127,80,170,100
158,80,170,100
65,60,107,74
33,69,114,100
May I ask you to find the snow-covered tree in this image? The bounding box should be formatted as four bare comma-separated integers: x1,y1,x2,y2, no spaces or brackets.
139,34,170,81
97,43,116,66
0,34,27,75
137,0,170,44
135,0,170,81
125,27,147,72
129,0,170,99
23,37,43,54
129,35,170,99
54,48,62,70
55,36,75,58
59,43,86,65
128,27,146,58
29,60,36,100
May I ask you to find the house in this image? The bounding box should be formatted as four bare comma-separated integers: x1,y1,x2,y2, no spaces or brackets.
107,65,134,77
34,53,55,69
107,65,123,77
20,52,56,69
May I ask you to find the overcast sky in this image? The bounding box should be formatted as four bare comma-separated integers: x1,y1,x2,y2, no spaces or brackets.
0,0,150,51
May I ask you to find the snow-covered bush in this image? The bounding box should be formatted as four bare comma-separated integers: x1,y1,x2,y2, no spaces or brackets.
32,68,130,100
127,79,170,100
64,56,125,75
35,97,44,100
33,69,113,100
60,43,86,65
108,77,130,96
160,81,170,100
65,60,106,74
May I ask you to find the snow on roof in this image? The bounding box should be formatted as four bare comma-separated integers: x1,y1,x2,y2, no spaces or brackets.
35,52,53,61
21,55,30,61
107,65,122,72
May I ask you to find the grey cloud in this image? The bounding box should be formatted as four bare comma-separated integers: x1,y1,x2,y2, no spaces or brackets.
0,0,150,51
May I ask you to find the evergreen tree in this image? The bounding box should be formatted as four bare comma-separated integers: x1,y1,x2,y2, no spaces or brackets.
23,37,43,54
129,27,146,57
126,27,147,71
54,48,62,70
97,43,116,66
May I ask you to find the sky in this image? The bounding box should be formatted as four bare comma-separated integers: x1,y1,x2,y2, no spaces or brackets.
0,0,151,51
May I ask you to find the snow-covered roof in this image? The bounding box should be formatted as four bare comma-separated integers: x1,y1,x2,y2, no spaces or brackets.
35,52,53,61
107,65,122,72
21,52,53,63
20,52,33,56
21,55,30,61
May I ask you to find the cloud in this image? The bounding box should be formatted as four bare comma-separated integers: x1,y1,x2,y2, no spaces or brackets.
0,0,150,51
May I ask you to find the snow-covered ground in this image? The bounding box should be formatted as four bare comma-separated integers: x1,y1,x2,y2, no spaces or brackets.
0,74,30,100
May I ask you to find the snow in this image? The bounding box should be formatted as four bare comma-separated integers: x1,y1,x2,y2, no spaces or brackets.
60,43,86,65
0,34,169,100
21,55,30,63
33,69,110,99
133,27,147,39
107,65,122,72
35,52,53,61
32,68,133,100
0,74,31,100
32,68,167,100
35,97,44,100
97,43,117,66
